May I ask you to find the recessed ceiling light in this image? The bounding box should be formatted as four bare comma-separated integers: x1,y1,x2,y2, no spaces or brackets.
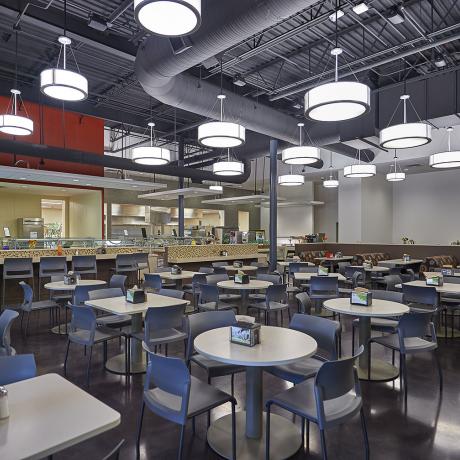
352,3,368,15
73,179,79,182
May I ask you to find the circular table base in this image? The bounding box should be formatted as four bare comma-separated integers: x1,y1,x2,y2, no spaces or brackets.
51,323,70,335
105,353,146,375
207,412,301,460
358,359,399,382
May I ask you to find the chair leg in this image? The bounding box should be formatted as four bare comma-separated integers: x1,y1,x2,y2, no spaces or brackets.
360,408,370,460
192,416,196,434
231,401,236,460
178,424,186,460
25,312,31,338
231,373,235,397
63,340,70,376
265,403,271,460
401,354,408,405
207,375,212,427
434,351,443,392
103,341,108,364
352,323,355,356
319,429,328,460
367,341,372,380
301,417,305,449
136,402,145,458
20,310,25,334
306,419,310,450
86,346,93,387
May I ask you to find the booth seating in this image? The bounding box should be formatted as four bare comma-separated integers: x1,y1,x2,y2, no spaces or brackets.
420,255,458,272
353,252,391,266
299,251,326,265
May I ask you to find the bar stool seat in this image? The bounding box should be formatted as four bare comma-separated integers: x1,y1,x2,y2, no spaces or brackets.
2,258,34,307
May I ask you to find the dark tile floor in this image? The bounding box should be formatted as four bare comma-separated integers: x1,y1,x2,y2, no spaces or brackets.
11,305,460,460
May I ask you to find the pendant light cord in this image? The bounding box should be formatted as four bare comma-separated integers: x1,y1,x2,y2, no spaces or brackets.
64,0,67,36
14,31,18,90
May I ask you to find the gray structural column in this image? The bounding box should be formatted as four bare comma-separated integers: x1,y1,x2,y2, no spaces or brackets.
178,137,185,237
269,139,278,272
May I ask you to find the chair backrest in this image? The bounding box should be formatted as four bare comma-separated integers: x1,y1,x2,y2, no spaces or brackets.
212,266,227,275
289,313,339,359
134,252,149,266
0,309,19,355
298,266,317,273
206,273,229,285
144,273,162,291
116,254,137,271
0,354,36,385
69,305,96,345
3,258,33,279
345,266,365,279
39,256,67,278
397,312,434,342
295,292,312,315
337,262,349,276
314,346,363,429
158,288,185,299
256,273,282,284
389,267,403,276
74,284,103,306
402,284,438,309
288,262,309,275
185,310,236,361
212,261,229,267
71,255,97,274
198,284,219,305
384,275,403,291
192,273,207,288
88,287,124,300
443,276,460,284
265,284,287,306
19,281,33,312
371,290,404,303
400,268,416,282
309,276,339,295
144,352,191,425
101,440,125,460
199,266,214,274
144,304,186,343
109,274,127,294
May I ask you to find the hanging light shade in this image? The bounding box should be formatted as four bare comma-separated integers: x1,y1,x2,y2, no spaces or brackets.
344,150,376,178
40,36,88,101
134,0,201,36
282,123,320,165
278,174,304,186
304,48,370,122
386,150,406,181
213,160,244,176
323,178,339,188
0,89,33,136
198,95,245,148
429,127,460,169
132,122,171,165
209,184,223,192
380,95,431,148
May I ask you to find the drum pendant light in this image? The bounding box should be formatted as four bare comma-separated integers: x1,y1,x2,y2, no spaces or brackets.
282,122,320,165
213,149,244,176
40,1,88,101
430,127,460,169
323,152,339,188
278,164,305,187
386,151,406,181
132,122,171,165
209,184,223,192
344,149,376,178
0,32,33,136
379,94,431,149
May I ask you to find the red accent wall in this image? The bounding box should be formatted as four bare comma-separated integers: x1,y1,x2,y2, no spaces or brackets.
0,96,104,176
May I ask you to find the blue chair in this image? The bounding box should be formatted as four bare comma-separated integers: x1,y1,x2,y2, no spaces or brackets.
0,354,36,385
2,258,34,307
198,284,238,313
158,288,185,299
266,313,341,384
71,255,97,277
402,284,438,313
296,292,312,314
153,267,177,288
384,274,403,291
265,347,369,460
0,309,19,356
248,284,289,325
136,351,236,460
38,256,67,300
183,273,207,308
213,266,227,275
143,273,162,291
206,274,241,303
109,274,127,295
309,276,339,319
248,273,282,302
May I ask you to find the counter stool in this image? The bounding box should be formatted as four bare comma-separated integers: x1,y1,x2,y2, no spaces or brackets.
134,252,150,284
115,254,138,287
38,256,67,300
71,255,97,278
2,258,34,308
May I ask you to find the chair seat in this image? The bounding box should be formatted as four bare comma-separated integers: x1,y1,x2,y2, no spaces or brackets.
352,317,398,332
191,354,244,378
96,314,132,328
248,301,289,312
248,293,266,301
371,334,437,354
144,375,234,419
132,328,187,346
198,302,237,312
29,300,59,311
69,326,124,345
269,379,362,428
266,356,323,385
219,294,242,302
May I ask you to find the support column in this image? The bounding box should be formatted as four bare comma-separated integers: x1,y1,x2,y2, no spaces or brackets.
269,139,278,272
178,137,185,237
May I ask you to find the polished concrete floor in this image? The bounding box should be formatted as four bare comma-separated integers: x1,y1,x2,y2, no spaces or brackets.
11,305,459,460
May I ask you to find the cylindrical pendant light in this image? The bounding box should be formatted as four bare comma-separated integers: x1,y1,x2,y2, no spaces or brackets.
132,122,171,165
344,150,376,178
380,95,431,149
213,149,244,176
278,174,304,186
134,0,201,36
323,152,339,188
282,123,320,165
429,127,460,169
209,184,223,192
386,150,406,181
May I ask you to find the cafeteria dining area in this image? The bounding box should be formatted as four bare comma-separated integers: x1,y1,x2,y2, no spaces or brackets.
1,0,460,459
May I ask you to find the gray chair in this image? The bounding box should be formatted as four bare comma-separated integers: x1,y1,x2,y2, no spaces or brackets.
384,274,403,291
296,292,312,314
402,284,438,314
153,267,177,288
248,273,282,302
38,256,67,300
266,313,341,385
2,258,34,307
143,273,162,291
64,304,128,386
297,266,320,290
115,254,138,286
136,351,236,460
309,276,339,319
369,312,442,405
0,354,36,385
199,266,214,274
71,255,97,277
49,275,73,304
134,252,149,283
0,309,19,356
197,284,239,313
109,274,127,295
186,311,244,398
158,288,185,299
213,266,227,275
88,288,132,329
18,281,60,337
212,261,229,268
439,276,460,338
265,346,368,460
248,284,290,325
183,273,207,309
206,274,242,303
351,290,404,355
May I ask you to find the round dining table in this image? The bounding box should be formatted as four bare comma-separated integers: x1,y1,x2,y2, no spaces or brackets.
324,297,409,381
194,326,317,460
217,279,272,314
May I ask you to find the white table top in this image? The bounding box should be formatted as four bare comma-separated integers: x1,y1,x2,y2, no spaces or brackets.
152,270,199,280
44,279,106,291
85,293,189,315
278,261,314,267
399,280,460,294
194,326,317,367
217,280,272,291
424,271,460,278
354,265,390,273
379,259,423,266
315,256,353,262
0,374,120,460
324,297,409,317
294,272,346,281
223,265,258,272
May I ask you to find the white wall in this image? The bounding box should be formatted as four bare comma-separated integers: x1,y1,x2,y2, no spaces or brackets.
314,183,338,242
338,173,363,243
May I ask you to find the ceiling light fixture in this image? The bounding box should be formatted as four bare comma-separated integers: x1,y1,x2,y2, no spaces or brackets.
40,1,88,101
379,94,431,149
278,173,305,186
430,127,460,169
352,3,369,15
134,0,201,36
213,149,244,176
282,122,320,165
323,152,339,188
329,9,344,22
132,122,171,165
386,150,406,181
209,184,223,192
344,149,376,178
0,32,33,136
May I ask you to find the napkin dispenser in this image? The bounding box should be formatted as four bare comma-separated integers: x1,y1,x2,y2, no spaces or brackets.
317,265,329,276
63,272,78,285
230,321,261,347
126,288,147,304
441,268,453,276
335,251,343,258
234,273,250,284
403,254,411,262
233,260,244,268
171,265,182,275
426,275,443,286
351,288,372,306
363,260,373,269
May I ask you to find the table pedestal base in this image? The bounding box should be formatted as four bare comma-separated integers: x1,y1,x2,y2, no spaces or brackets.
51,323,70,335
105,353,146,375
207,411,301,460
357,359,399,382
